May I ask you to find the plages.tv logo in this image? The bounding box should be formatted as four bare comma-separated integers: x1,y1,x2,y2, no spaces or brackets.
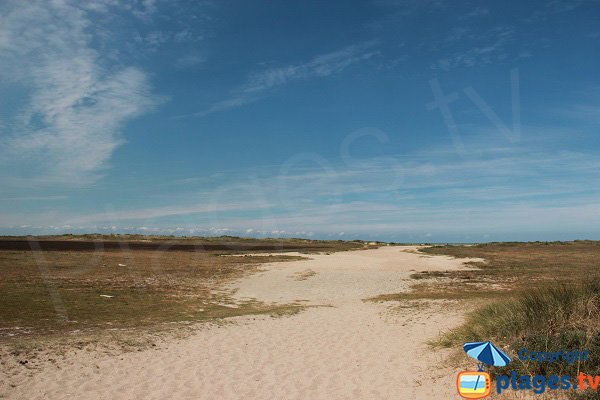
457,341,511,399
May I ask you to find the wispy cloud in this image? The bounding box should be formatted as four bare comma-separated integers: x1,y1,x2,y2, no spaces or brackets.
175,53,206,69
526,0,590,22
458,7,489,20
6,141,600,240
556,90,600,125
0,195,67,201
65,199,270,225
186,42,379,117
0,0,163,185
433,25,516,70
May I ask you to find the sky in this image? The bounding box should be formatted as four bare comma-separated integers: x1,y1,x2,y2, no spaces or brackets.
1,0,600,242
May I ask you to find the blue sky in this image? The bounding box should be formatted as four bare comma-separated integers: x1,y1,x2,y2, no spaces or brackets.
1,0,600,242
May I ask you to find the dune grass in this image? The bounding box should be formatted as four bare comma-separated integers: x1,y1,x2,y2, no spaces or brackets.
418,242,600,399
439,282,600,399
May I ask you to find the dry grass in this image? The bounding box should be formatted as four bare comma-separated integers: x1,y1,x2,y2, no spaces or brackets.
291,269,317,281
0,235,368,379
400,241,600,300
0,235,364,342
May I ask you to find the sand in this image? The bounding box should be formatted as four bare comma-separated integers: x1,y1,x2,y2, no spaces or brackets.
4,246,480,399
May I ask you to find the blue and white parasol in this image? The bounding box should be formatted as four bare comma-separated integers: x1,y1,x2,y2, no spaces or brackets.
463,341,511,368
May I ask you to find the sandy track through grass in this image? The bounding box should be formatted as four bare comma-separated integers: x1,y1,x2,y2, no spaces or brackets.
6,246,478,399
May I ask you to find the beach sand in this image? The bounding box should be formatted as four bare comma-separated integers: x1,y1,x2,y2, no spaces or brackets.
5,246,478,399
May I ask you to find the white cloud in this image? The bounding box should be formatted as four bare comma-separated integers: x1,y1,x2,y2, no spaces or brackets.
6,142,600,238
144,31,170,50
175,53,206,69
458,7,489,20
64,198,270,225
243,42,379,92
0,195,67,201
189,42,379,117
433,26,516,70
558,92,600,125
0,0,162,185
131,0,159,20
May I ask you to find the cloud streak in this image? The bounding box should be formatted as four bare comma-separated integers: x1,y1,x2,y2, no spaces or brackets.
5,142,600,241
433,25,516,70
188,42,379,117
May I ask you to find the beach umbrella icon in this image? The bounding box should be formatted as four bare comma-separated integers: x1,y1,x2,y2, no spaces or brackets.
463,341,511,368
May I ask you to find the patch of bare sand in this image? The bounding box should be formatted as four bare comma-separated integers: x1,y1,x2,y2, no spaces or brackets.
4,246,482,399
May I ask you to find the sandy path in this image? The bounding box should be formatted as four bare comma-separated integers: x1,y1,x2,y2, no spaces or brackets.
5,246,478,399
